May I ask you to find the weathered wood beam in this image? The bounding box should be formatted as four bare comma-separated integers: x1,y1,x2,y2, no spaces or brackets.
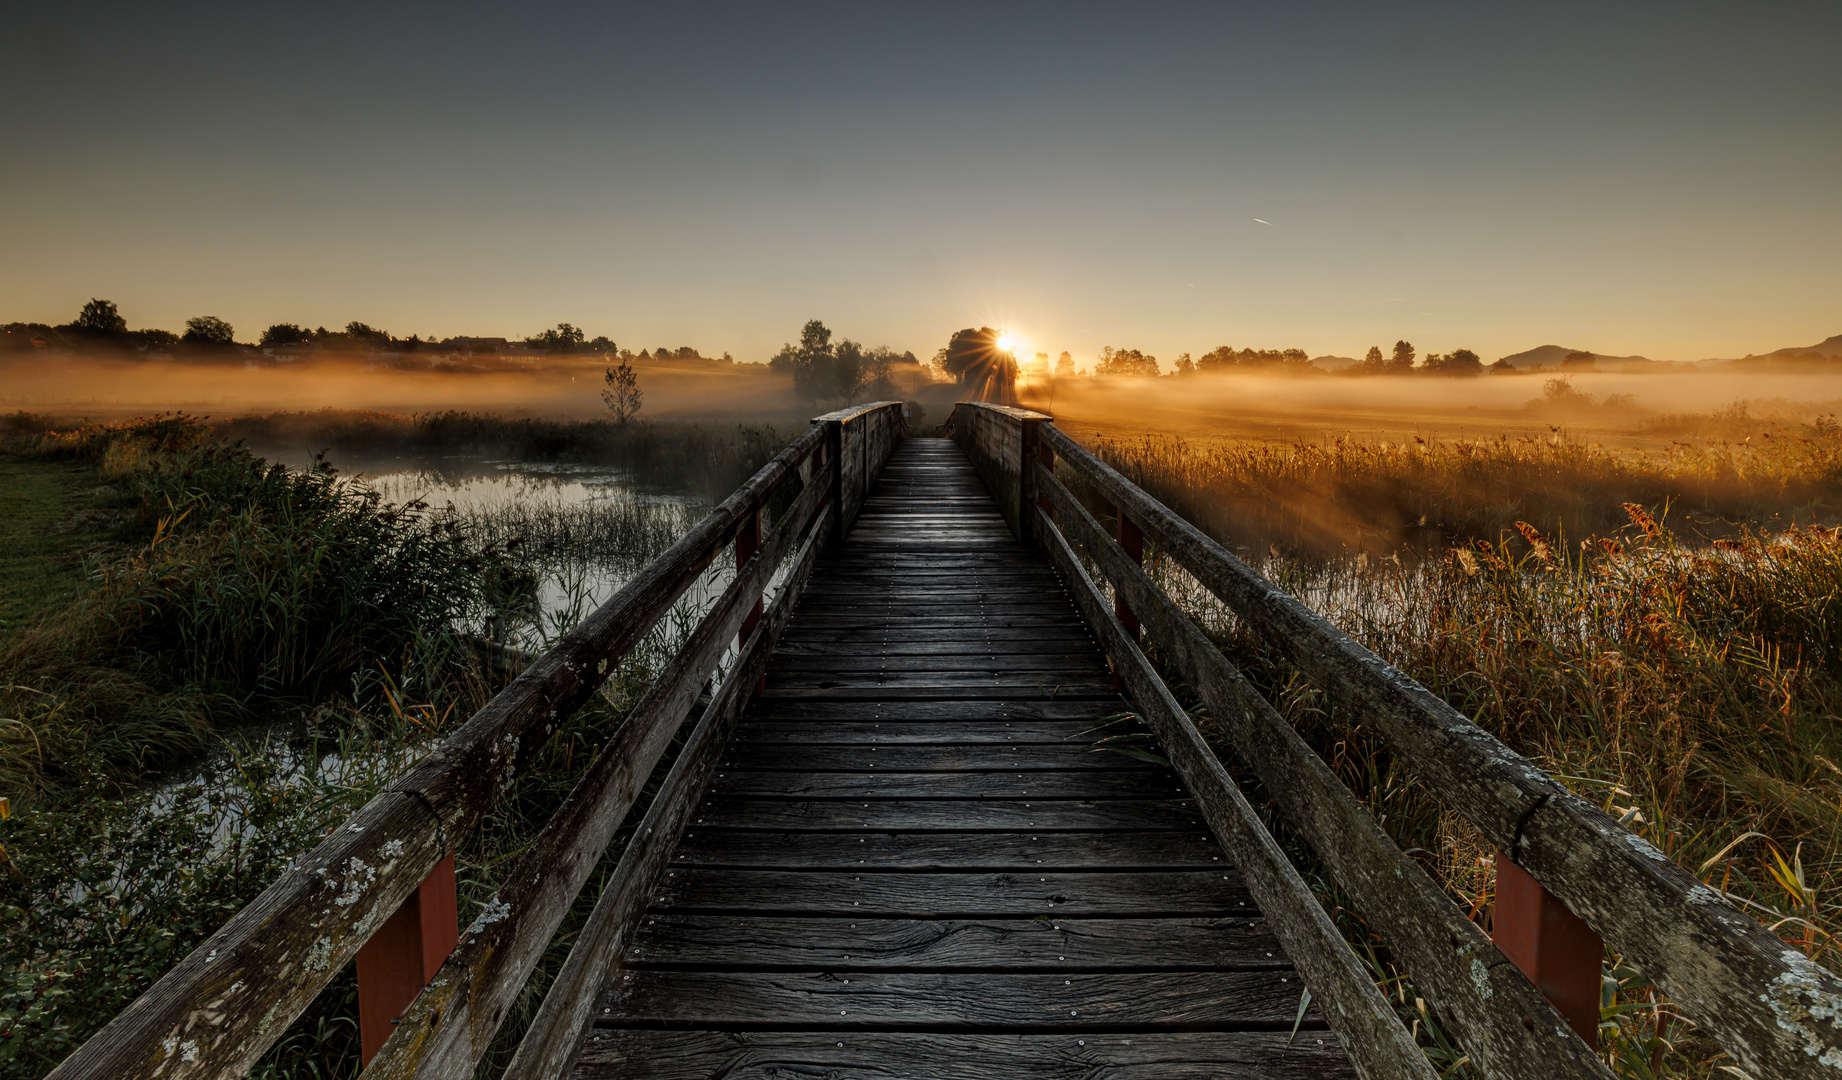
362,473,831,1079
1037,465,1610,1080
1038,509,1436,1080
500,506,830,1080
1041,424,1842,1079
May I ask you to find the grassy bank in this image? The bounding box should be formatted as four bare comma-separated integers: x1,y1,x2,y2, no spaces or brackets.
1083,431,1842,1077
0,412,748,1078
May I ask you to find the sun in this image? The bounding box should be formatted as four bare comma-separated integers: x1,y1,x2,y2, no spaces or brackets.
995,331,1021,353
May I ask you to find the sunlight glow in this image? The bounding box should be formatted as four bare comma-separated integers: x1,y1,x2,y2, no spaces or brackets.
995,332,1020,353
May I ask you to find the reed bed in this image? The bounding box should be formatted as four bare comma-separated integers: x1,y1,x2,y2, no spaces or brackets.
1094,431,1842,1078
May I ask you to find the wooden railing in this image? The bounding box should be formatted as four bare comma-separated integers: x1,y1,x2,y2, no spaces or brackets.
49,402,906,1080
951,401,1842,1080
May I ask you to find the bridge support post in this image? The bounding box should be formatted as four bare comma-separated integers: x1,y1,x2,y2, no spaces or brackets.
1034,438,1055,547
1493,851,1602,1047
737,509,765,689
355,852,458,1064
1112,508,1143,690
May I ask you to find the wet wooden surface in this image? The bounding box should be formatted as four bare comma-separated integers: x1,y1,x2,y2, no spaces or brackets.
574,438,1355,1078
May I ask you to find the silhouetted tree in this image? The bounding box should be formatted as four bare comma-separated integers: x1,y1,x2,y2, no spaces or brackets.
345,321,390,344
260,323,306,347
1422,348,1482,376
1095,346,1159,377
1173,352,1195,376
769,319,837,405
1388,340,1416,375
1054,351,1075,378
602,359,642,424
1195,346,1309,374
1563,350,1597,370
527,323,585,352
587,335,615,353
182,316,236,347
73,299,127,337
1357,345,1386,375
833,338,871,402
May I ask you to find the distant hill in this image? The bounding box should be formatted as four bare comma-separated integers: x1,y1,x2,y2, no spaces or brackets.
1311,354,1359,371
1723,334,1842,369
1494,344,1656,371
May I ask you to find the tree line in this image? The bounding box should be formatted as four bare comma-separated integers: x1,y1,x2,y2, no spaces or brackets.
1040,339,1489,378
769,320,920,405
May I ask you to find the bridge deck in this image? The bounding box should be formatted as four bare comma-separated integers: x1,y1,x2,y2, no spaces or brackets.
571,438,1356,1078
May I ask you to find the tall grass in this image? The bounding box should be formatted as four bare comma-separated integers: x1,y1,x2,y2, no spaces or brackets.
0,416,525,798
1088,423,1842,561
1090,431,1842,1077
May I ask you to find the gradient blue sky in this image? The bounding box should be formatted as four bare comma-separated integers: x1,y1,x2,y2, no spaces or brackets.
4,1,1838,364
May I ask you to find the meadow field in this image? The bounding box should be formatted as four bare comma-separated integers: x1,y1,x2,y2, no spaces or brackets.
3,383,1839,1078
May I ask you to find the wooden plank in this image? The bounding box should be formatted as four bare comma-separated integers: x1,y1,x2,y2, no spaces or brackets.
742,699,1125,721
707,770,1181,800
767,655,1103,674
734,721,1118,743
623,914,1279,969
595,970,1315,1030
755,686,1117,701
648,870,1254,917
1038,465,1613,1079
670,830,1223,870
716,744,1150,771
773,638,1098,657
572,1030,1354,1080
689,798,1205,831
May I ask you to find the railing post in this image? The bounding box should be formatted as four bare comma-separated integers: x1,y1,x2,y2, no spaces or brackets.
1034,435,1055,548
1112,508,1143,690
1493,851,1602,1047
355,852,458,1064
1017,414,1044,546
736,508,765,690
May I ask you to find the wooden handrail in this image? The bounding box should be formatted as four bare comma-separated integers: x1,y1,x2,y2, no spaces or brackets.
949,402,1842,1080
50,403,906,1080
1038,499,1439,1080
1034,463,1610,1079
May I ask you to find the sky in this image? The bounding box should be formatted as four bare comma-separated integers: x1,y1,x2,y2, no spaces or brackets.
4,1,1839,365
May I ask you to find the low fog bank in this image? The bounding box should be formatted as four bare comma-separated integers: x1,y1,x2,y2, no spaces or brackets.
1022,369,1842,447
0,353,857,424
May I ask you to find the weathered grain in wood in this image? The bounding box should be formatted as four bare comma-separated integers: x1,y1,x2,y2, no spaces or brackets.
706,769,1182,799
742,698,1121,721
497,508,832,1080
363,480,833,1079
669,830,1220,869
44,425,832,1080
948,402,1052,541
573,1030,1353,1080
755,685,1117,702
688,798,1205,832
1037,464,1611,1080
1037,500,1436,1080
716,744,1149,771
596,970,1320,1030
648,869,1254,916
734,720,1114,743
1040,422,1842,1078
622,914,1280,969
773,637,1100,657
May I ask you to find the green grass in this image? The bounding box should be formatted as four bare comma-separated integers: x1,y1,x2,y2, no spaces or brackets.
0,457,102,641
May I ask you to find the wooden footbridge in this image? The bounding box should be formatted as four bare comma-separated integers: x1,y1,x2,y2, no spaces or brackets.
55,403,1842,1079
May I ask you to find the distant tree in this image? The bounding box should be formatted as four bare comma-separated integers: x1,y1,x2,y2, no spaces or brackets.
587,335,615,353
768,319,838,405
1356,345,1386,375
940,327,996,383
602,359,643,424
1054,351,1076,378
864,347,905,400
1488,358,1515,374
833,338,871,402
1388,340,1416,375
1173,352,1195,376
182,316,236,347
1095,346,1159,377
528,323,585,353
73,298,127,337
1195,345,1310,374
345,321,390,344
133,328,179,348
1562,350,1597,370
1422,348,1483,377
260,323,306,347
